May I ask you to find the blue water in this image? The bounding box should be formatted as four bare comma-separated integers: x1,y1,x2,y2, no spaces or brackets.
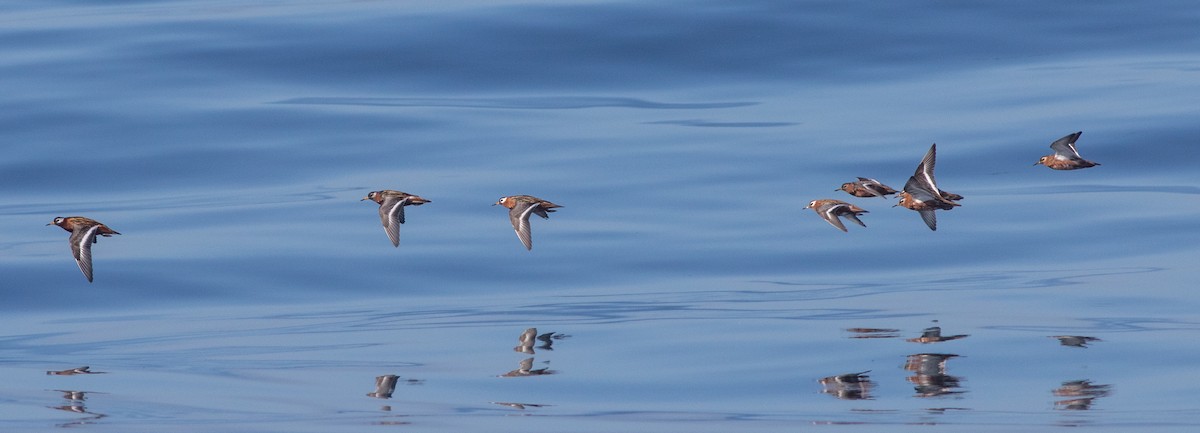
2,0,1200,431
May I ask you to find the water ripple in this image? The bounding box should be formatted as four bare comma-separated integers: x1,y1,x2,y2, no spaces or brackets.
988,317,1200,334
274,96,757,110
644,119,798,128
981,184,1200,196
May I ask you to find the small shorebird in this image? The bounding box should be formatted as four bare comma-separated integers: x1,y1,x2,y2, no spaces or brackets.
838,177,898,198
494,195,561,250
804,199,868,232
362,190,431,247
47,217,120,282
896,144,960,231
1035,131,1100,170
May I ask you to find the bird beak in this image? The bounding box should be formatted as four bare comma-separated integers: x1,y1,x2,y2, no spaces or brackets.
1032,161,1040,166
45,222,54,226
360,197,369,201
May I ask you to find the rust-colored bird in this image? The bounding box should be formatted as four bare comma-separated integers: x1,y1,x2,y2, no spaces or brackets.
804,199,868,232
494,195,562,250
362,190,431,247
1035,131,1100,170
896,144,960,231
838,177,898,198
47,216,120,282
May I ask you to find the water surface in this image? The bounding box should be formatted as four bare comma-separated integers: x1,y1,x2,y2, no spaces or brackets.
2,0,1200,431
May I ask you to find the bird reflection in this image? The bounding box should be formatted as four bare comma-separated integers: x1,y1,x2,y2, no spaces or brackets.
368,375,399,399
57,390,88,401
49,390,106,425
907,327,968,344
924,407,970,414
501,357,555,377
904,353,964,397
1051,335,1102,348
1053,380,1112,410
367,374,423,399
819,371,874,400
846,328,900,339
514,328,537,354
46,366,105,375
536,330,568,350
513,327,568,354
492,401,550,410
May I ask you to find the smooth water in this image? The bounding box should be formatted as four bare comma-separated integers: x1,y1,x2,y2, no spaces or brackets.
2,1,1200,431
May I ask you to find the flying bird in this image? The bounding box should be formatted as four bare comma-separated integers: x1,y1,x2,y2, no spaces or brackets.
804,199,868,232
1035,131,1100,170
896,144,960,231
494,195,562,250
47,216,120,282
362,190,431,247
838,177,898,198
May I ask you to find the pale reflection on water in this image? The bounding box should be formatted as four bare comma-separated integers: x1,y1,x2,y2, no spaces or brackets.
9,289,1200,431
819,371,873,400
1053,380,1113,411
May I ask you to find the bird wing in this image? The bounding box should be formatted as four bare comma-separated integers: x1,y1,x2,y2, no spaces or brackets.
378,196,408,247
903,176,940,202
914,144,945,197
853,178,887,198
819,203,849,232
510,202,541,250
519,328,537,345
517,357,534,372
842,212,867,228
918,208,938,231
1049,131,1084,160
70,225,101,282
